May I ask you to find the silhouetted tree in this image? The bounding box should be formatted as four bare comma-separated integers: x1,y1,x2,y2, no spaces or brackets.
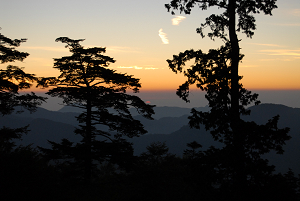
0,32,46,150
165,1,293,199
167,42,293,200
129,142,191,201
0,32,46,116
0,32,55,201
140,141,174,165
183,141,203,160
38,37,154,182
0,144,60,201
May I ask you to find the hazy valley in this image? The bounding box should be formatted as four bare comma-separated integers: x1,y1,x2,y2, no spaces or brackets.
2,103,300,175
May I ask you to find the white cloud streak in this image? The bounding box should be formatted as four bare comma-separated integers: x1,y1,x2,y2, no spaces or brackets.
172,16,186,25
158,28,169,44
118,66,143,70
145,67,159,70
117,66,159,70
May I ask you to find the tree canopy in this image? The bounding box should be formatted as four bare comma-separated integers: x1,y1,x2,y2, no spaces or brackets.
165,0,277,39
0,33,46,116
39,37,155,181
0,31,46,152
165,1,291,199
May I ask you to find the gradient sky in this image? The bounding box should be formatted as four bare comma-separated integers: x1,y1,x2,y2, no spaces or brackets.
1,0,299,109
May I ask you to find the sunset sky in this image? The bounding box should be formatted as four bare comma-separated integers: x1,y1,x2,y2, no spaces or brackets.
0,0,299,109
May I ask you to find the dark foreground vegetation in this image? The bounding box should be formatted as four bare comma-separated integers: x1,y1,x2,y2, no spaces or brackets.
1,1,300,200
1,138,300,201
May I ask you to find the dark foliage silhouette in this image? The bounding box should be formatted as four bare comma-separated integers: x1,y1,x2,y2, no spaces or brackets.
0,32,46,116
0,31,46,152
0,31,56,201
38,37,154,182
121,142,209,201
165,1,297,200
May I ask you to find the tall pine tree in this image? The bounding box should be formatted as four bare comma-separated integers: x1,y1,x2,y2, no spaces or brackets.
165,1,292,199
38,37,154,182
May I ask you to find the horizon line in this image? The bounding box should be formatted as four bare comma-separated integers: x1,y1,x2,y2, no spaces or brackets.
20,88,300,93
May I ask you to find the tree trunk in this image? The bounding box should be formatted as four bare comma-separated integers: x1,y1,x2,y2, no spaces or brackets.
228,0,246,199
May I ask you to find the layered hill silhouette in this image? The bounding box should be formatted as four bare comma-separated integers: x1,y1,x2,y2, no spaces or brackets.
1,104,299,174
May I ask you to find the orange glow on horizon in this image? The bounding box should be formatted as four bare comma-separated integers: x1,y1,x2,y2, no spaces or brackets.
22,86,300,94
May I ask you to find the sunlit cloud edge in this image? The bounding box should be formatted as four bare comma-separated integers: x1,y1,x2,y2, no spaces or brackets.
145,67,159,70
158,28,169,45
172,16,186,25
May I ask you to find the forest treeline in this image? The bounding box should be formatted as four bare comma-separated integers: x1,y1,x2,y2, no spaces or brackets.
1,1,300,201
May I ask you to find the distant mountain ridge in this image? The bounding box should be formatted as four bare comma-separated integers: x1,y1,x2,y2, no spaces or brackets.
1,103,300,174
57,105,210,119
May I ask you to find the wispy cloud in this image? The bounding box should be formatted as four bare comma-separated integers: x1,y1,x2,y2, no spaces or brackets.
145,67,159,70
158,29,169,44
117,66,159,70
292,9,300,16
20,46,68,52
118,66,143,70
21,46,141,54
240,64,258,68
172,16,186,25
259,49,300,56
249,43,281,47
259,58,277,62
274,23,300,26
106,46,140,53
